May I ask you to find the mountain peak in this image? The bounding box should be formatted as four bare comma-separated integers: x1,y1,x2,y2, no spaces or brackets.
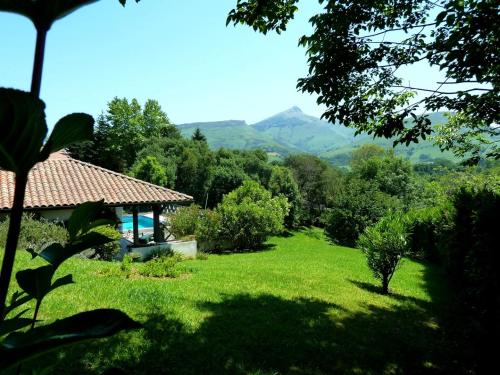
286,106,303,114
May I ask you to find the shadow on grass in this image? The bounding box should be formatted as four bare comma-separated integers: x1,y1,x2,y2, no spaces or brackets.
22,291,469,375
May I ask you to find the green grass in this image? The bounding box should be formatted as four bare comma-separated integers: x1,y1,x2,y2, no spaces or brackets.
4,229,468,374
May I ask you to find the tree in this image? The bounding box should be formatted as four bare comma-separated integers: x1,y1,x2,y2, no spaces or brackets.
284,154,341,224
357,213,409,294
228,0,500,162
130,155,169,186
192,128,207,143
268,166,302,228
69,97,179,172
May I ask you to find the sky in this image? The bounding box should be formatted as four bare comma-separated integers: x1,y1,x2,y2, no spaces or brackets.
0,0,448,128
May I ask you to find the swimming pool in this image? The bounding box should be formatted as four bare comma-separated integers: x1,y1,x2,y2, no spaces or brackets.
121,215,154,231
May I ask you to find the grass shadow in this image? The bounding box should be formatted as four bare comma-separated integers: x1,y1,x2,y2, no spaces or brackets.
21,292,468,374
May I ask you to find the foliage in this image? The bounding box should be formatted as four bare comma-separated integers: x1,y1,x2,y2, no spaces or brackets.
439,181,500,371
228,0,500,163
88,225,121,261
268,166,302,228
284,154,341,225
130,155,169,186
0,214,68,253
324,178,401,247
69,97,179,172
195,209,223,252
358,213,409,294
206,161,249,208
139,253,184,278
169,205,201,239
216,181,289,250
191,128,207,143
404,207,447,263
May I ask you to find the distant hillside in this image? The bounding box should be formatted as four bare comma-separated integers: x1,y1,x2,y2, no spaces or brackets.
178,109,456,166
251,106,353,154
177,120,299,155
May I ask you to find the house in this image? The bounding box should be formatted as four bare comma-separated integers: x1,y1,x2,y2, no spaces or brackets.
0,150,193,247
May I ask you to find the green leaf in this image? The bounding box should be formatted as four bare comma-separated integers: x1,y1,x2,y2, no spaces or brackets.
50,274,74,293
0,88,47,174
0,309,141,370
38,232,112,268
67,200,106,240
40,113,94,161
15,266,54,301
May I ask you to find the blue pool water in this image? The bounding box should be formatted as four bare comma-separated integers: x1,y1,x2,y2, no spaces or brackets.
121,215,154,231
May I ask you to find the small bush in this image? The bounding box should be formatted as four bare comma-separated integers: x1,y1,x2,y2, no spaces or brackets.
139,253,184,278
216,181,289,250
357,213,408,294
169,204,201,239
89,225,121,261
0,213,68,251
195,209,224,252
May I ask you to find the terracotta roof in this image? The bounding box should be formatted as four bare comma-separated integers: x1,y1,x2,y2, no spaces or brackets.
0,152,193,211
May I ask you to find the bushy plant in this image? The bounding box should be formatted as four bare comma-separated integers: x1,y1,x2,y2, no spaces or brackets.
357,213,409,294
169,204,201,239
195,209,223,251
0,213,68,251
324,178,401,247
216,181,289,250
139,253,184,278
130,155,169,186
89,225,121,261
268,166,302,228
404,206,451,263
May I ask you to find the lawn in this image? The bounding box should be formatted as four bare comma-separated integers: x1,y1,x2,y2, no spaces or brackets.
4,229,468,374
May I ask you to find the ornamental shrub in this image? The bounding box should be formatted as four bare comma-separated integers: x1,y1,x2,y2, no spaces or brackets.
0,213,68,251
324,178,401,247
139,253,184,278
216,181,289,250
357,213,408,294
89,225,121,261
169,204,201,239
195,209,223,252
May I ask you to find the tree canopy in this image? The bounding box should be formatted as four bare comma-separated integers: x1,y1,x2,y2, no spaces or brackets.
228,0,500,162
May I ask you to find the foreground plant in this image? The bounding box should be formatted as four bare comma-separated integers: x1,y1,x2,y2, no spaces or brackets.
357,213,408,294
0,0,141,371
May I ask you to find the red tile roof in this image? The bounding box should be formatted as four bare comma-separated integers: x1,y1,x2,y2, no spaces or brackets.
0,152,192,210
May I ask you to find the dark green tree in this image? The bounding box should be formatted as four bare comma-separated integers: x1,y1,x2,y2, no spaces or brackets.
130,155,169,186
268,166,302,228
191,128,207,143
228,0,500,162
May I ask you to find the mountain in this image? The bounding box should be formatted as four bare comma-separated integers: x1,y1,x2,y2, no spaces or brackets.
252,106,353,154
177,120,299,155
178,108,456,166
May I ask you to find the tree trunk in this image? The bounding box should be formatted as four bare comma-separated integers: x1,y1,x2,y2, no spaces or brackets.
381,275,389,295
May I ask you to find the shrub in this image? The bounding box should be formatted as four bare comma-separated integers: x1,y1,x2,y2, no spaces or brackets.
169,204,201,239
216,181,289,250
357,213,408,294
89,225,121,261
195,209,223,252
268,166,302,228
404,206,449,263
324,178,401,247
0,213,68,251
440,183,500,369
139,253,184,278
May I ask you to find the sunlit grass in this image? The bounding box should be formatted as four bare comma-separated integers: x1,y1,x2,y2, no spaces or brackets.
2,228,465,374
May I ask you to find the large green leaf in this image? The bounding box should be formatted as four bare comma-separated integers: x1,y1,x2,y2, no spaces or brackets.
0,0,141,30
40,113,94,161
15,266,55,301
0,88,47,174
3,292,32,319
0,309,141,370
66,200,108,240
38,232,112,268
0,317,33,338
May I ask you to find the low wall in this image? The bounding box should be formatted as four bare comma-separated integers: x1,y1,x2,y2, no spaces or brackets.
130,240,197,261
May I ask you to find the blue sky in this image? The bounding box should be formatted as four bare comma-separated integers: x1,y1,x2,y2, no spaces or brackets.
0,0,447,127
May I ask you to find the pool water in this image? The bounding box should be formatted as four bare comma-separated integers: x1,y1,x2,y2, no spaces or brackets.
121,215,154,231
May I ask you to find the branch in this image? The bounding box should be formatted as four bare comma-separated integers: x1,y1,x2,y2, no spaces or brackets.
391,85,492,94
358,22,436,39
